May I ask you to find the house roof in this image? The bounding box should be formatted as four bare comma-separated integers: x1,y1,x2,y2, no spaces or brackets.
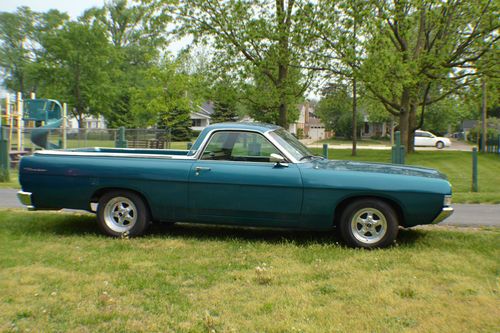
198,101,214,116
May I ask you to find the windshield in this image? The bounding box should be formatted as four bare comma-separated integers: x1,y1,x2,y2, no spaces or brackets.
269,128,315,161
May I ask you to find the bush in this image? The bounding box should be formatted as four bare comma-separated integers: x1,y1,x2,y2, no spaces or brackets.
467,127,499,142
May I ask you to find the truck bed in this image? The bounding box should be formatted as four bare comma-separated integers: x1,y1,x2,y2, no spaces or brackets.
34,147,195,158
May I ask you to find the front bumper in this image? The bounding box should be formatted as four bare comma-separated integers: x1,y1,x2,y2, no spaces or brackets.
432,206,454,224
17,191,35,210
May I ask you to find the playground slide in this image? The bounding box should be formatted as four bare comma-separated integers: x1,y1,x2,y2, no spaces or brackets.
30,118,63,149
24,99,64,150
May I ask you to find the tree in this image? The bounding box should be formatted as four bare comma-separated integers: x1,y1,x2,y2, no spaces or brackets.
359,0,499,152
36,19,114,127
316,83,363,139
82,0,171,128
130,62,195,140
173,0,318,127
210,83,239,123
0,7,37,95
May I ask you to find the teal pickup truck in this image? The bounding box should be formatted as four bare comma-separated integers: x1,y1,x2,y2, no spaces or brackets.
18,123,453,248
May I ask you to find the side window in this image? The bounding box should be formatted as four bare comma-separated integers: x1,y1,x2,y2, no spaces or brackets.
201,132,236,160
231,132,280,161
201,131,280,162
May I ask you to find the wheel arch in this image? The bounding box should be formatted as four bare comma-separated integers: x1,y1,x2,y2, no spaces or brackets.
90,187,153,220
333,195,405,228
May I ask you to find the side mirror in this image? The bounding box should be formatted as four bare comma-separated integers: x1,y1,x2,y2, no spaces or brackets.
270,153,288,167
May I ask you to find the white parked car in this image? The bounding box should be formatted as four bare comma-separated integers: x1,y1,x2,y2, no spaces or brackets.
414,130,451,149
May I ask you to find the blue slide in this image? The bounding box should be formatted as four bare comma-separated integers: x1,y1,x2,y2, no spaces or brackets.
24,99,63,149
30,118,63,149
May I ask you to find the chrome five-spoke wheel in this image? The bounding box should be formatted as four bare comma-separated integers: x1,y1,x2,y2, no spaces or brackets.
339,199,399,248
103,197,137,233
97,190,150,237
350,208,387,244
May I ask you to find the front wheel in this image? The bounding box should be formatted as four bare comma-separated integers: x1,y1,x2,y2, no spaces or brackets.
339,199,399,248
436,141,445,149
97,191,150,237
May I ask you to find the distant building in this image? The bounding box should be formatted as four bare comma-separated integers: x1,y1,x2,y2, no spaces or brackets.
361,114,389,138
289,102,333,141
68,114,107,129
461,120,478,132
190,102,214,131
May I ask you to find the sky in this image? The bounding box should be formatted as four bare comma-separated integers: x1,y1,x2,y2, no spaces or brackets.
0,0,105,18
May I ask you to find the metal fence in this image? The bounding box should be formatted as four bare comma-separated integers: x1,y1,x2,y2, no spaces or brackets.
8,127,172,151
485,135,500,154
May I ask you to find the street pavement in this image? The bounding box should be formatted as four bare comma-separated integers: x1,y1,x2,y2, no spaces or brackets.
1,188,498,227
304,138,475,152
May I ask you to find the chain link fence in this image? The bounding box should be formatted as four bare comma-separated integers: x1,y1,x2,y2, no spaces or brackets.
8,127,172,151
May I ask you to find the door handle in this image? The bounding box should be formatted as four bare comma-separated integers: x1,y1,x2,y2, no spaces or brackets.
195,166,211,175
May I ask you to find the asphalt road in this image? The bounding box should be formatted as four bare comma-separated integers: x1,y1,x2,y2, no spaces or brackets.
0,188,498,227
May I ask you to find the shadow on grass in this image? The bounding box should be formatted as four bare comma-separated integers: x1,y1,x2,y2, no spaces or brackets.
7,210,429,248
148,222,343,247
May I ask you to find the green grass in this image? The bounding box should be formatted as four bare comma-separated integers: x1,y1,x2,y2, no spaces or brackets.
0,210,498,332
315,137,391,146
0,169,19,189
310,149,500,204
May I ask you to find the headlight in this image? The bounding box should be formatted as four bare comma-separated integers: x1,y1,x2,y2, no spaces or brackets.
444,195,452,207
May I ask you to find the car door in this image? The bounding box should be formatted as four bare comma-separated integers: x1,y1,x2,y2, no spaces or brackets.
188,131,303,227
415,131,434,146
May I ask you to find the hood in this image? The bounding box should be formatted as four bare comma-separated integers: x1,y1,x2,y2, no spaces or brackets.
314,159,448,180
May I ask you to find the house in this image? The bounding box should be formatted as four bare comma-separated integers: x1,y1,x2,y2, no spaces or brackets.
68,114,107,129
361,114,390,138
461,120,478,133
289,102,333,141
190,102,213,131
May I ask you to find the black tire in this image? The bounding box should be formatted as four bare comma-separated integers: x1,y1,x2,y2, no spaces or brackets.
436,141,445,149
339,199,399,249
97,190,150,237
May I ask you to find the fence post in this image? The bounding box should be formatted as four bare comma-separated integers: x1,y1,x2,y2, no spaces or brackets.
115,127,128,148
16,92,22,151
391,131,405,164
498,135,500,155
62,103,67,149
472,147,478,192
323,143,329,159
0,126,10,182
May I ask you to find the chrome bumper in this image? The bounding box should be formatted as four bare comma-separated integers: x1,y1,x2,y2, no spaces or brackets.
432,206,454,224
17,191,35,210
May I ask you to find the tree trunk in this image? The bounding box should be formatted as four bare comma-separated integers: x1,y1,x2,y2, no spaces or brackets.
407,101,418,153
277,64,288,128
399,88,411,152
352,76,357,156
481,78,487,152
77,111,84,129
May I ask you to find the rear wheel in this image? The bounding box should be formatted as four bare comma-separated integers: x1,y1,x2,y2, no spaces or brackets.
339,199,399,248
436,141,445,149
97,191,150,237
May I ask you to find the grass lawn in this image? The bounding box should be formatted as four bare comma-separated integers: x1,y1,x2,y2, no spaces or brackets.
0,210,498,332
315,137,391,146
0,169,18,189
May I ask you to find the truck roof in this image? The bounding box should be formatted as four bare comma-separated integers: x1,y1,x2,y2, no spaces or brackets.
203,122,281,134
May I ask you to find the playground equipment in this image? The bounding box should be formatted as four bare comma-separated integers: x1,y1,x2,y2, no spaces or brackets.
23,98,65,149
